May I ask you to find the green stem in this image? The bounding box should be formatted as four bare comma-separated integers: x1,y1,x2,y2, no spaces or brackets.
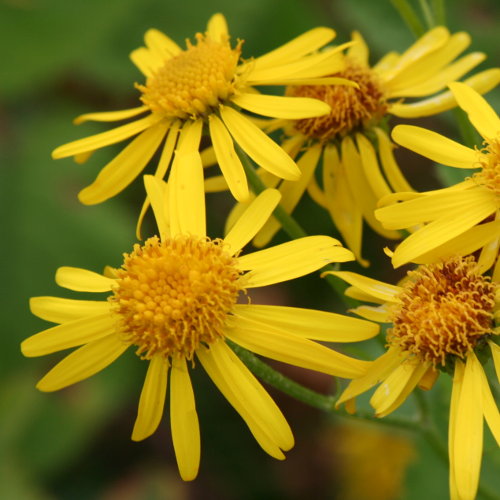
431,0,446,25
390,0,426,37
418,0,435,28
236,145,355,307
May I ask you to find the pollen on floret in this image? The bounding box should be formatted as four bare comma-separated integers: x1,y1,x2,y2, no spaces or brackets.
473,138,500,197
286,57,387,141
137,33,243,120
110,236,245,360
387,256,497,367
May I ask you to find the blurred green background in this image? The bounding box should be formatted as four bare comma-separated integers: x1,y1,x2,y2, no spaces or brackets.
1,0,499,498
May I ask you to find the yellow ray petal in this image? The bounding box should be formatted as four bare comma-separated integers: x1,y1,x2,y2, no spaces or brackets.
233,304,379,342
253,144,322,248
74,106,149,125
449,359,464,500
388,52,485,98
340,136,400,240
251,27,336,70
477,359,500,447
389,68,500,118
350,304,391,323
132,355,169,441
375,188,488,229
21,314,116,357
78,121,169,205
392,125,477,168
29,296,110,324
208,114,248,201
452,353,483,500
130,47,157,77
206,13,229,42
449,81,500,140
52,114,161,159
356,133,392,200
143,175,170,241
373,51,400,73
204,175,228,192
489,341,500,383
347,31,369,66
374,128,414,193
240,236,353,288
325,271,400,303
336,347,403,407
36,335,128,392
344,286,387,305
197,342,291,458
226,320,369,379
224,189,280,255
385,31,470,94
390,196,497,267
55,267,114,292
170,356,200,481
144,28,181,59
231,93,330,119
414,220,500,265
220,106,300,180
249,76,356,87
370,361,429,417
323,144,367,266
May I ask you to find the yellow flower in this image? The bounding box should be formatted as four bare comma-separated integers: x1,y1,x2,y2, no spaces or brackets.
52,13,353,217
376,82,500,270
22,173,378,481
326,256,500,500
219,27,500,265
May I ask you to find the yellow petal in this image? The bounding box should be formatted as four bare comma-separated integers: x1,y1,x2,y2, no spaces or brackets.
29,296,110,324
239,236,353,288
325,271,400,303
78,121,168,205
350,304,391,323
144,28,181,59
223,189,281,255
389,68,500,118
252,144,322,248
130,47,157,77
322,144,367,266
206,13,229,42
220,106,300,180
36,335,128,392
452,353,483,500
449,359,464,500
143,175,170,241
477,358,500,447
390,194,497,267
232,304,379,342
226,319,369,379
375,188,488,229
336,347,403,407
52,114,161,159
21,314,116,357
449,81,500,140
204,175,228,192
55,266,114,292
208,114,248,201
251,27,336,70
344,286,387,305
356,133,392,200
197,341,292,458
347,31,369,66
489,341,500,384
370,361,429,417
170,356,200,481
374,128,414,193
74,106,149,125
231,93,330,119
132,355,169,441
392,125,477,168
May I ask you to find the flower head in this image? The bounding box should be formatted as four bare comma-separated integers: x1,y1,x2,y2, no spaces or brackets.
376,82,500,270
22,173,378,481
326,256,500,500
52,13,354,219
223,28,500,265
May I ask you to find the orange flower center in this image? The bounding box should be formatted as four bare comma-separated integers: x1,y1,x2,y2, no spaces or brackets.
473,138,500,197
286,57,387,141
110,236,244,360
138,33,242,120
388,256,496,367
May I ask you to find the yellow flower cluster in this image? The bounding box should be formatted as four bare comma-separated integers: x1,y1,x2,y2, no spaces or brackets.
22,11,500,499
